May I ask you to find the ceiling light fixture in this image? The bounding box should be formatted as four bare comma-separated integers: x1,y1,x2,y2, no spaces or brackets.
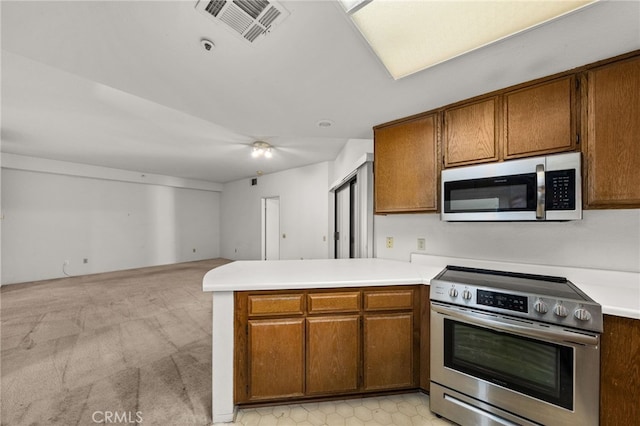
251,141,274,158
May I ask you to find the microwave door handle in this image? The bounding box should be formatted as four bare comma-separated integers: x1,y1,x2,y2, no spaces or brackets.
536,164,545,220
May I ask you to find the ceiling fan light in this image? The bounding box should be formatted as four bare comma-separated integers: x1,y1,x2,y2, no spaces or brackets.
251,140,274,159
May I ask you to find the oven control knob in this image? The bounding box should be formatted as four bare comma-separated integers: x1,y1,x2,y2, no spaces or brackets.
553,303,569,317
449,288,458,298
533,299,548,314
462,289,472,300
574,308,592,322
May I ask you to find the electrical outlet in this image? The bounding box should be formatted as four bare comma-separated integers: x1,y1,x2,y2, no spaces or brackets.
386,237,394,249
417,238,426,250
83,258,88,264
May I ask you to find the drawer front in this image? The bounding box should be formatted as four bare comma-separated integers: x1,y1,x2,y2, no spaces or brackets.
308,292,361,314
248,294,304,316
364,290,414,311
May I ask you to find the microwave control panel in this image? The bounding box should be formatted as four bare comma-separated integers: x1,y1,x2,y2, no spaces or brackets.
546,169,576,210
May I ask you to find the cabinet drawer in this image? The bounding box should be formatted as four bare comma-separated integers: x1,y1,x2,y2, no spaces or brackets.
248,294,304,316
364,290,414,311
308,292,361,314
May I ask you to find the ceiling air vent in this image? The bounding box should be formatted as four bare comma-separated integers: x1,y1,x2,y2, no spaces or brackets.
195,0,289,45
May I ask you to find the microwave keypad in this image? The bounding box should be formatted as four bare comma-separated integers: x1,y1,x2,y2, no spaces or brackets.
546,170,576,210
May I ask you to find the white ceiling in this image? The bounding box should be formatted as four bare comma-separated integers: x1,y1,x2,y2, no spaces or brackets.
1,0,639,183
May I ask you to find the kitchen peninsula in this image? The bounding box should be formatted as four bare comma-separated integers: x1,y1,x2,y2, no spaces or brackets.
202,258,427,423
203,255,639,425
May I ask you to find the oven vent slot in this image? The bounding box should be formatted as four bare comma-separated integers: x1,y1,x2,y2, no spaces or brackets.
195,0,290,45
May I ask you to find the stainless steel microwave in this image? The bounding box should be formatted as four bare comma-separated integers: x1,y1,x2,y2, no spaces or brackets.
441,152,582,221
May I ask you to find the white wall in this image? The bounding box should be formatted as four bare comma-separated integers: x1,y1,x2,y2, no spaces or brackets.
221,162,331,260
375,209,640,273
1,159,221,284
330,139,374,188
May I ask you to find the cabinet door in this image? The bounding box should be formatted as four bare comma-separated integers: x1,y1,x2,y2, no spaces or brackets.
585,56,640,208
374,114,438,213
363,313,414,390
504,76,575,158
444,97,499,167
306,316,360,395
247,318,304,400
600,315,640,426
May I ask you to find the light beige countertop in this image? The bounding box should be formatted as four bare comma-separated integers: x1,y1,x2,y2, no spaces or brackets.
203,254,639,320
202,258,424,291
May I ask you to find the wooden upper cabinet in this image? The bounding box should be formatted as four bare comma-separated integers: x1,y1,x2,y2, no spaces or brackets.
374,113,438,214
504,76,576,159
584,56,640,208
442,76,576,168
443,97,499,167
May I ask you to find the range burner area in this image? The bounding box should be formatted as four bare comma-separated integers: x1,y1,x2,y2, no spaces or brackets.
431,265,603,332
430,265,602,426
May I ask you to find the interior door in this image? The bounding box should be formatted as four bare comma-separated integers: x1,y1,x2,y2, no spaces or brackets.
263,197,280,260
335,184,351,259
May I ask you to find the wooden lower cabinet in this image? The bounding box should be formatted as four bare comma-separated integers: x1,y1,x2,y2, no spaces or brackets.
306,315,360,395
363,313,414,390
247,318,305,400
600,314,640,425
235,286,423,404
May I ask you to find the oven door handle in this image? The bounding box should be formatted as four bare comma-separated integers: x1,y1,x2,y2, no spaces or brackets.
432,302,599,346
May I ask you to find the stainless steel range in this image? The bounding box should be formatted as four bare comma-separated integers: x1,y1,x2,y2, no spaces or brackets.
430,265,603,426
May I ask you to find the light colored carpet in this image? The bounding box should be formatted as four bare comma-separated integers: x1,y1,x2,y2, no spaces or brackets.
1,259,231,426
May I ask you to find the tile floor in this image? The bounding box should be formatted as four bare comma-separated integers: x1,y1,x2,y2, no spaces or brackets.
232,393,455,426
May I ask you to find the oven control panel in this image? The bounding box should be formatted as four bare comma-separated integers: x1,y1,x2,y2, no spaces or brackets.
430,266,603,332
477,290,528,313
430,282,603,331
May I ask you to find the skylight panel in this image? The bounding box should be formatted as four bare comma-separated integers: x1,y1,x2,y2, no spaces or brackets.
341,0,597,79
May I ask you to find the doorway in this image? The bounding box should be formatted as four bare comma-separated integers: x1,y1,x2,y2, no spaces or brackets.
261,197,280,260
335,178,357,259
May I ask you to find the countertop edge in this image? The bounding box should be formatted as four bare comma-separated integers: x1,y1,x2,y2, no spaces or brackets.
202,257,640,320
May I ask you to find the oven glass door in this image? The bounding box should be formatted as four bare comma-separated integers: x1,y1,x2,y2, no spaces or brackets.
443,319,573,410
443,173,536,213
